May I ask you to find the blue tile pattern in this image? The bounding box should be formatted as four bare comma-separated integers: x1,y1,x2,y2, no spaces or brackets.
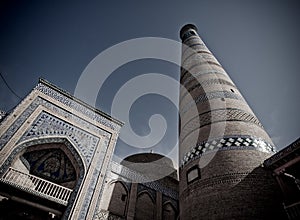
181,136,276,166
35,83,122,132
21,111,99,165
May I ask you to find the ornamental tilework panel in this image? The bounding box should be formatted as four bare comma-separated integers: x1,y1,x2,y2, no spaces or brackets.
0,137,86,220
94,210,124,220
181,136,276,166
0,99,40,150
79,162,107,220
23,148,77,185
0,137,85,176
0,96,112,151
67,141,109,219
20,112,99,165
35,83,121,132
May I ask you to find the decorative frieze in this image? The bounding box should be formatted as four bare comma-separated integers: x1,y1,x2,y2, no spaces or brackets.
35,81,122,132
181,136,275,166
0,96,111,153
180,108,263,142
180,78,236,101
181,70,227,86
182,43,205,55
0,99,40,150
181,91,244,115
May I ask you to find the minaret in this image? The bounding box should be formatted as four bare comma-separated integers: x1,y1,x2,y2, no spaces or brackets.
179,24,285,219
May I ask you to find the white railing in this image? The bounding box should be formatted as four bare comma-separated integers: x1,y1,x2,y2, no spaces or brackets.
0,167,73,206
284,201,300,220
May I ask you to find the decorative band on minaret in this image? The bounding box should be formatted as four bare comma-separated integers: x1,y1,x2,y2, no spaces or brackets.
178,24,284,219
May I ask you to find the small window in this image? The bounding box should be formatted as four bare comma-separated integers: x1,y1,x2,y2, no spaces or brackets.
230,89,235,93
121,194,127,201
221,98,225,101
187,166,200,183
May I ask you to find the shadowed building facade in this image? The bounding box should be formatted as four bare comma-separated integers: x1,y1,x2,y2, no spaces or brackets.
97,153,179,220
178,24,286,219
264,138,300,220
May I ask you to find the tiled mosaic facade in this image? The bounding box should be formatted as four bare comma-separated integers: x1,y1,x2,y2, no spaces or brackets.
22,111,100,165
0,79,122,220
0,96,111,152
94,210,123,220
35,81,120,131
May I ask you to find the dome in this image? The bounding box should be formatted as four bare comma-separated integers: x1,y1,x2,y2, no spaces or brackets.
121,153,177,181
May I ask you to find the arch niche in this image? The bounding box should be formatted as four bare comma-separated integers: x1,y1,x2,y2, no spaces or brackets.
2,137,86,219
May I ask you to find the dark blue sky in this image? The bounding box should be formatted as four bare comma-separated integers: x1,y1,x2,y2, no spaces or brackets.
0,0,299,165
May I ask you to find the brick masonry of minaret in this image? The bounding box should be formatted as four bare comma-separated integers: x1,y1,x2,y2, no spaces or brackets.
178,24,286,219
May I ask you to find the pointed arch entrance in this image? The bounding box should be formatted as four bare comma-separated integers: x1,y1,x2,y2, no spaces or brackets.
0,137,85,219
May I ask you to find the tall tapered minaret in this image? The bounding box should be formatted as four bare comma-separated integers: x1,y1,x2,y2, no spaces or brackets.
179,24,285,219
